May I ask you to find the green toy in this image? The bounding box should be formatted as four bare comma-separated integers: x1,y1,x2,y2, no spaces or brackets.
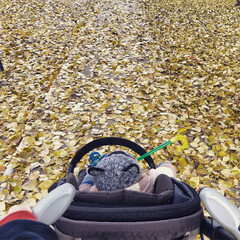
137,134,189,161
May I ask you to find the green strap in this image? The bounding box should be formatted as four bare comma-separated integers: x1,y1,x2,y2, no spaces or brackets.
137,140,172,161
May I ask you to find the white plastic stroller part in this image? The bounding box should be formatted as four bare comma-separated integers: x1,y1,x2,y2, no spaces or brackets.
200,187,240,240
32,183,76,225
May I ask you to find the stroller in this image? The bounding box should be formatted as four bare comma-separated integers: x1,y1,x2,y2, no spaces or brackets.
48,137,239,240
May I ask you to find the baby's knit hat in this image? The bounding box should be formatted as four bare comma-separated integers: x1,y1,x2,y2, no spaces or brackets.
88,151,142,191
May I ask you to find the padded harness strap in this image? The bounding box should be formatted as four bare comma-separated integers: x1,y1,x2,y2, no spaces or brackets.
68,137,155,173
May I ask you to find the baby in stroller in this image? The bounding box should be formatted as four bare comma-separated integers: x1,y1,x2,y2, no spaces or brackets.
79,151,176,192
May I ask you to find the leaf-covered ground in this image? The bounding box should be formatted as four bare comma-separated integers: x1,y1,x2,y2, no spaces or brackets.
0,0,239,214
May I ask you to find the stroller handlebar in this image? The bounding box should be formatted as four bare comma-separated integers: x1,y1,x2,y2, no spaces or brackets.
200,187,240,240
33,183,76,225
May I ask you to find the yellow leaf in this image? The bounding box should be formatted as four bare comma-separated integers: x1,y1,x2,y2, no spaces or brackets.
43,156,51,164
222,156,230,162
17,194,24,200
219,151,227,157
231,153,238,161
0,202,6,211
208,150,215,157
190,142,198,148
208,135,215,142
14,186,22,193
22,198,36,206
177,128,188,134
35,193,43,200
197,164,208,175
221,169,232,178
202,176,211,185
132,104,145,114
27,136,35,145
213,145,221,152
232,167,240,175
189,177,199,188
2,189,9,195
0,175,8,182
29,171,40,180
22,180,37,191
39,180,53,190
53,141,63,151
178,157,188,168
53,150,62,158
198,147,205,154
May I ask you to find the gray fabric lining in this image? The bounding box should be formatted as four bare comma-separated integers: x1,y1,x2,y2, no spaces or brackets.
54,208,203,240
67,173,79,190
71,174,174,205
